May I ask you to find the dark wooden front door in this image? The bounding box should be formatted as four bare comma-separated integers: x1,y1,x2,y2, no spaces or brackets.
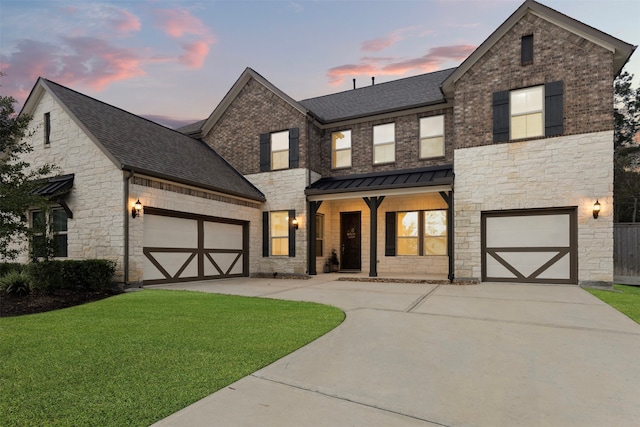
340,212,361,270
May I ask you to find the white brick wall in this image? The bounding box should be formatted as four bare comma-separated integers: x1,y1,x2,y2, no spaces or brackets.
17,91,125,278
247,169,309,274
454,131,613,284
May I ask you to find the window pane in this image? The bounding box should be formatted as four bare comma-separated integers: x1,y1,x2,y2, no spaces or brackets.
398,212,419,237
272,150,289,170
526,112,543,137
52,209,67,232
511,86,543,115
424,236,447,255
271,211,288,237
373,123,394,144
424,210,447,237
53,234,68,257
31,211,44,228
334,149,351,168
374,143,395,164
512,112,543,139
271,131,289,151
511,115,527,140
332,130,351,150
271,237,288,256
397,237,418,255
420,136,444,158
420,116,444,138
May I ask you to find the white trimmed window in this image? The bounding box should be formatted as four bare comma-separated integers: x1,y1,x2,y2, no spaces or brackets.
332,130,351,168
373,123,395,164
270,211,289,256
510,86,544,140
270,130,289,170
419,115,444,158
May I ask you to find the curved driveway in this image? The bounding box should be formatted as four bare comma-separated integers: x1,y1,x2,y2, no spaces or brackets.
151,277,640,427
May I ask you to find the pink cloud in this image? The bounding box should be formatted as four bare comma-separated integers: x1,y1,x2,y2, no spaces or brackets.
361,27,419,52
109,9,141,34
326,44,476,86
153,9,215,69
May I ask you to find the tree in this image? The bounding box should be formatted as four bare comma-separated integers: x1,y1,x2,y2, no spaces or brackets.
0,78,56,260
614,71,640,222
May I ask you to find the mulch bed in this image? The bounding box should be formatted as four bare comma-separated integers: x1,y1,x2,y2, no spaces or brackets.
0,289,122,318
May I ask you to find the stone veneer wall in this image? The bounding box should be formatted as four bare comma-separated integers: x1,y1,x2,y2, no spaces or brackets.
454,131,613,284
453,12,613,150
247,168,310,274
16,91,125,279
128,176,262,283
204,78,309,175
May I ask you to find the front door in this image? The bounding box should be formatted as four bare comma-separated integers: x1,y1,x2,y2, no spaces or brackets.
340,212,361,271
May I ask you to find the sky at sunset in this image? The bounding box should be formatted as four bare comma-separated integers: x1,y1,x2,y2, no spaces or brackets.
1,0,639,129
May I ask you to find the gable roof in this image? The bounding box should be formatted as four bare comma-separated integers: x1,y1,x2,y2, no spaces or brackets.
21,78,265,202
442,0,636,95
299,68,455,123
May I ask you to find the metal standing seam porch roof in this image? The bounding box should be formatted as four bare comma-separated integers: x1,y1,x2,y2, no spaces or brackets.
30,174,74,197
305,165,454,201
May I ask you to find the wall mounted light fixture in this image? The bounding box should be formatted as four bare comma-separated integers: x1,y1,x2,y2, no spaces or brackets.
593,200,601,219
132,199,142,218
291,217,299,230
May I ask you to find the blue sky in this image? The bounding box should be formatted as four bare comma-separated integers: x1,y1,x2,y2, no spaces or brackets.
1,0,638,128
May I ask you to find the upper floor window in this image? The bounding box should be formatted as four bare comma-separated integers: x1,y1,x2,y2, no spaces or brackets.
510,86,544,140
260,128,300,172
419,115,445,158
521,34,533,65
493,81,563,143
270,130,289,170
373,123,395,164
44,112,51,145
332,130,351,169
31,208,68,258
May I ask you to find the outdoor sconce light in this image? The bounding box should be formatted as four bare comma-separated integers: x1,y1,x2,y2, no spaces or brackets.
593,200,601,219
131,199,142,218
291,217,299,230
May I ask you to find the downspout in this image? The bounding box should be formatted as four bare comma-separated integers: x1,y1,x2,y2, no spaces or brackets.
123,169,134,287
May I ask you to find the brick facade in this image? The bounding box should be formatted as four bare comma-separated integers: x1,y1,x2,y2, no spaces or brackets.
454,13,614,150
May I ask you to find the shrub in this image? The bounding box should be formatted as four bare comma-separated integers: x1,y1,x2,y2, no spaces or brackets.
0,263,23,277
28,260,116,293
0,271,31,296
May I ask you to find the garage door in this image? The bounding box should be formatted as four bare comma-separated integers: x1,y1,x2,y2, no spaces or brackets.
143,208,248,285
482,208,577,284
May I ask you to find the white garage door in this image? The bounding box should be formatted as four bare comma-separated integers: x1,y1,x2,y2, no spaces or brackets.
143,208,248,285
482,208,577,284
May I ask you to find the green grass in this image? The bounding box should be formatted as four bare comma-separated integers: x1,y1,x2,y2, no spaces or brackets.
586,284,640,323
0,290,344,426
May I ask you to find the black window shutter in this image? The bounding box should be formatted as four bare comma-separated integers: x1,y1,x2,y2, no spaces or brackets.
262,211,269,257
545,81,563,137
385,212,396,256
493,90,510,143
289,128,299,168
260,133,270,172
288,209,296,257
521,34,533,65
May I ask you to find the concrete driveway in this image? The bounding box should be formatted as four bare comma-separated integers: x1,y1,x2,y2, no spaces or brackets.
150,276,640,427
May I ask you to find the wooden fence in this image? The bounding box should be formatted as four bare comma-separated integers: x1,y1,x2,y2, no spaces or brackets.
614,223,640,285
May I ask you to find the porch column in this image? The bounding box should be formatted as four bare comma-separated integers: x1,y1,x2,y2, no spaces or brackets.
363,196,385,277
307,200,323,275
439,190,455,282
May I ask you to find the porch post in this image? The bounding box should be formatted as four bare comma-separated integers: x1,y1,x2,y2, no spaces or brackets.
308,201,323,275
439,190,455,283
363,196,385,277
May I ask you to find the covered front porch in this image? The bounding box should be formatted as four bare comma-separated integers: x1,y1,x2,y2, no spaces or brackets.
305,166,454,280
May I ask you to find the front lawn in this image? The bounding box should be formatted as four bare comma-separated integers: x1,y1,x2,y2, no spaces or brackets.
0,290,344,426
586,284,640,323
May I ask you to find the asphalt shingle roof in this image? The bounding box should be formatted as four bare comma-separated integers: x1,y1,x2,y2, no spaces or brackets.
299,68,455,123
43,79,265,202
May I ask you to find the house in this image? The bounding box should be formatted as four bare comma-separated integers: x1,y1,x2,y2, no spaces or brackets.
16,0,635,287
17,78,265,285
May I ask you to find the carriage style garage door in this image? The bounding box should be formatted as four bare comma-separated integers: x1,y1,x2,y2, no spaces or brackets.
143,208,249,285
481,208,577,284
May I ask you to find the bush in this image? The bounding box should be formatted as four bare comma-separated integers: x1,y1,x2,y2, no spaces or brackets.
28,260,116,293
0,263,24,277
0,271,31,296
